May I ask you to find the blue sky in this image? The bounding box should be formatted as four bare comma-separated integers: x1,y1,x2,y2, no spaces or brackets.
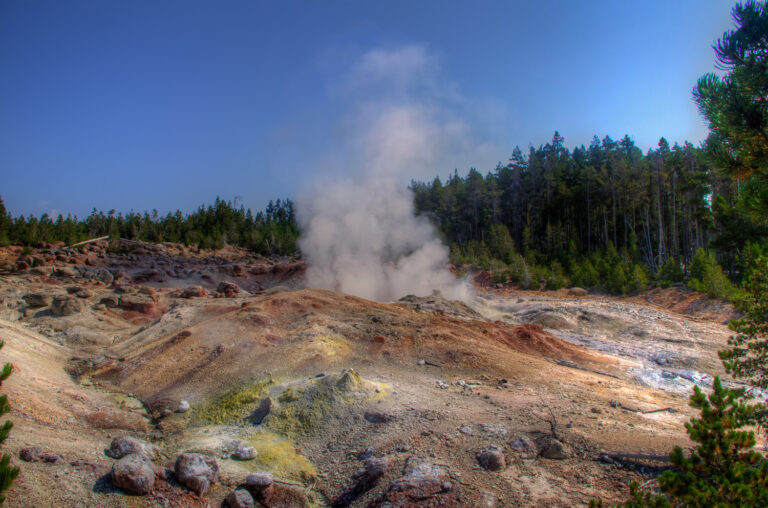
0,0,735,218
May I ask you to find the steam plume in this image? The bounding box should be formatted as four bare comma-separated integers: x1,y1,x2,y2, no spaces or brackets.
297,46,483,302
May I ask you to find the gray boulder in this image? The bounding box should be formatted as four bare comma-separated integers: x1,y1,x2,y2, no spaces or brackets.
54,266,78,278
105,436,157,460
51,295,83,316
174,452,219,495
225,489,254,508
539,438,571,460
111,453,155,495
232,446,256,461
476,445,506,471
245,472,273,497
508,436,538,459
85,268,114,286
24,293,52,307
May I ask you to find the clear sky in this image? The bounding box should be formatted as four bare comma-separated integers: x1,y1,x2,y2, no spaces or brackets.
0,0,736,218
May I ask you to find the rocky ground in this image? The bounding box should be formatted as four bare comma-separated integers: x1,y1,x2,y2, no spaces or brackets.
0,240,741,507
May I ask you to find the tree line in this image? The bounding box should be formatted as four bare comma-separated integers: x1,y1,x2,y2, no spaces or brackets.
0,196,299,256
411,131,763,296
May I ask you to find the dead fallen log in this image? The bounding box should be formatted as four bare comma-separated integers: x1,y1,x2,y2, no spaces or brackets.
613,401,678,414
600,452,671,463
555,359,620,379
69,235,110,248
641,407,677,414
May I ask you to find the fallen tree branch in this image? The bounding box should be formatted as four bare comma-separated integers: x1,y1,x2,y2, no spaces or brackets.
641,407,676,414
617,403,677,414
600,452,671,463
69,236,110,248
555,359,621,379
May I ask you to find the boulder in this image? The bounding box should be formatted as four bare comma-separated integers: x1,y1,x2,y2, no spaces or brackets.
232,446,256,461
84,268,114,286
51,295,83,316
99,295,120,308
568,287,588,297
19,447,43,462
66,286,93,298
111,453,155,495
181,286,207,298
54,266,78,278
259,484,309,507
476,445,506,471
225,489,255,508
177,400,190,413
174,452,219,495
333,457,393,507
250,397,272,425
23,293,52,307
373,456,456,506
216,281,242,298
119,295,156,315
105,436,157,460
539,438,571,460
508,436,538,459
114,285,136,294
245,472,273,497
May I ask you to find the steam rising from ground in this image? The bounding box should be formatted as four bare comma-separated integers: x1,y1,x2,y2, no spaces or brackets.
297,45,489,302
298,167,471,302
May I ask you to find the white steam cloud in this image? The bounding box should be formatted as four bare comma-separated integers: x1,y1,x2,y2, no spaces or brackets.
297,45,491,302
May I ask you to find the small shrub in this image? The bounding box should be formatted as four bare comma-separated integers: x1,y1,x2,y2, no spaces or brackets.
720,254,768,427
0,342,19,505
656,257,684,288
628,264,650,293
543,261,568,290
608,263,627,294
571,259,599,288
688,248,735,300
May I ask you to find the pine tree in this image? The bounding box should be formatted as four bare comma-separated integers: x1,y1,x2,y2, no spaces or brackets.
592,377,768,507
658,377,768,506
687,248,736,299
719,253,768,421
694,1,768,225
0,342,19,505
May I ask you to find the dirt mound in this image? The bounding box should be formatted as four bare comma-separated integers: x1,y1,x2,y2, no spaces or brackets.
86,288,614,415
640,286,738,323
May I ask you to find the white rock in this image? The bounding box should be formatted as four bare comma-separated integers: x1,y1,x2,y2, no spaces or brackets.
232,446,256,460
177,400,190,413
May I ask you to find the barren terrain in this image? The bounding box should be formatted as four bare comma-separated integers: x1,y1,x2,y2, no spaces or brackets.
0,241,740,507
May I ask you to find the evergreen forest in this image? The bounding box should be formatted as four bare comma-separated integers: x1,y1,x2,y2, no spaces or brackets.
411,133,766,296
0,197,299,257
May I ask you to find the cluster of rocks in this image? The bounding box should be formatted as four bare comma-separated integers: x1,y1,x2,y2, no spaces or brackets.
475,434,572,472
23,283,162,317
105,436,219,496
103,436,312,507
9,241,110,273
